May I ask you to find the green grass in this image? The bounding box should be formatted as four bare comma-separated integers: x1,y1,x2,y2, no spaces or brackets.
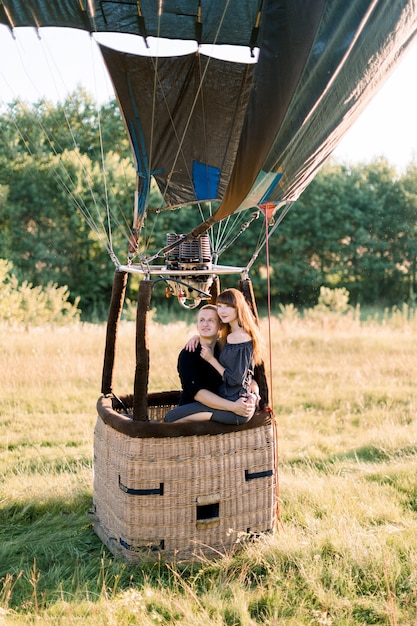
1,314,417,624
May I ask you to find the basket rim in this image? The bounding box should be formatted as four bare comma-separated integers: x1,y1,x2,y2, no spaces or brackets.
96,391,273,438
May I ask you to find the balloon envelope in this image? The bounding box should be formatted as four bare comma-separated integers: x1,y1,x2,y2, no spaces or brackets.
1,1,417,229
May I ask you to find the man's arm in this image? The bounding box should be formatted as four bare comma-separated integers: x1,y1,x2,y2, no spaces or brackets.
195,389,256,417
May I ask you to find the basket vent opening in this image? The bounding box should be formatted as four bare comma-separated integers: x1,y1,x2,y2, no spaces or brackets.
197,502,219,521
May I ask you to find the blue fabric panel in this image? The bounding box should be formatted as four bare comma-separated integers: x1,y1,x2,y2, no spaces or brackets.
259,173,283,204
192,161,221,201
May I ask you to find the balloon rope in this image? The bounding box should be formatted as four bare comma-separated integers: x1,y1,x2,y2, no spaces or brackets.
264,210,274,413
264,212,280,527
158,0,231,204
89,35,112,251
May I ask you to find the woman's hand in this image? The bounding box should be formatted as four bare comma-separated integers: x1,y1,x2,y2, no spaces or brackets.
200,344,214,362
185,334,200,351
199,345,225,377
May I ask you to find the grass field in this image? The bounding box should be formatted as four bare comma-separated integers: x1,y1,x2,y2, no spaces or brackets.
1,310,417,625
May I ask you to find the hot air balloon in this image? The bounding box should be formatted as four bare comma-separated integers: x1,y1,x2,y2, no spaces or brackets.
2,0,417,560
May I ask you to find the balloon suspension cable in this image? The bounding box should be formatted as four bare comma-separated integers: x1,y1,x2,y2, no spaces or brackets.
128,226,141,261
157,1,232,207
92,41,113,252
128,196,149,261
3,32,124,261
109,249,121,268
245,201,295,273
214,210,260,258
264,209,275,414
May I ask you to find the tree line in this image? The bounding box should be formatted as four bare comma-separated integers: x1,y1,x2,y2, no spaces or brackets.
1,88,417,319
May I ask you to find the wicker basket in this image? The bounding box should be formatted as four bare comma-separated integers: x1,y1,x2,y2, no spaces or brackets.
92,394,278,561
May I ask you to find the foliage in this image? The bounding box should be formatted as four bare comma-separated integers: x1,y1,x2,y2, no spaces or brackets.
272,158,417,306
2,314,417,624
0,259,80,325
1,92,417,318
0,94,136,316
315,286,351,313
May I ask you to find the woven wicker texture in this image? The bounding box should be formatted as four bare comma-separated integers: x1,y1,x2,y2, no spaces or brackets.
93,412,277,561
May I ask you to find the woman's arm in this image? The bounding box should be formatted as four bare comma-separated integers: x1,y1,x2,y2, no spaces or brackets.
184,335,200,351
200,344,225,377
207,342,254,388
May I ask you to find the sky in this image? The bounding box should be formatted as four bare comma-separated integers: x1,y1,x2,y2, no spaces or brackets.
332,39,417,172
1,25,417,173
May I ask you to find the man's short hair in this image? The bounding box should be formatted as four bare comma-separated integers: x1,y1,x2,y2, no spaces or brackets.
199,304,218,314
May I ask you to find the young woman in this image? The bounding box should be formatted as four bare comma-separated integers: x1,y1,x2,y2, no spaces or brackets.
202,287,263,402
164,288,262,424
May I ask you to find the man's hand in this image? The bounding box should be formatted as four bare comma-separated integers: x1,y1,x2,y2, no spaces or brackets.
194,389,256,417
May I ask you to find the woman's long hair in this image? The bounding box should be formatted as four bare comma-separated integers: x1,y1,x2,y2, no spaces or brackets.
217,288,263,365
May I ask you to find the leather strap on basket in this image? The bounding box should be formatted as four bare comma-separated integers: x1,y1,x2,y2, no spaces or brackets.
133,279,154,420
101,269,128,396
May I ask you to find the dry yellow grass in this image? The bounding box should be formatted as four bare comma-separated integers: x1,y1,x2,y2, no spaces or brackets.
2,313,417,624
2,316,417,493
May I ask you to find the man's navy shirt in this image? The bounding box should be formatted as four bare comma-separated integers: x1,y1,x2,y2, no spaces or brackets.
177,342,222,405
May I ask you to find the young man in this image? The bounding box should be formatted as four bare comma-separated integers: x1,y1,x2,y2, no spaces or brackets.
164,304,257,424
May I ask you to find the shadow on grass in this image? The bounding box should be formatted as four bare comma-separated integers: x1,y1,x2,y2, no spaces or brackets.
0,492,193,612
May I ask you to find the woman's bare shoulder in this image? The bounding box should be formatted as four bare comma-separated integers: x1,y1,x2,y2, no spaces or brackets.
227,329,251,344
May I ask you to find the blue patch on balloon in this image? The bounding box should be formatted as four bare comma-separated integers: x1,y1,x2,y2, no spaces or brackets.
192,161,220,200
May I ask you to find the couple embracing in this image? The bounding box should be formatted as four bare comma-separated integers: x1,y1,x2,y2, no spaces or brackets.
165,288,263,425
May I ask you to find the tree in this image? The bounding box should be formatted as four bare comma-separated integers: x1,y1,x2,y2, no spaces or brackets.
268,159,415,306
1,148,136,316
40,89,131,162
0,91,136,317
399,162,417,301
2,89,417,316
